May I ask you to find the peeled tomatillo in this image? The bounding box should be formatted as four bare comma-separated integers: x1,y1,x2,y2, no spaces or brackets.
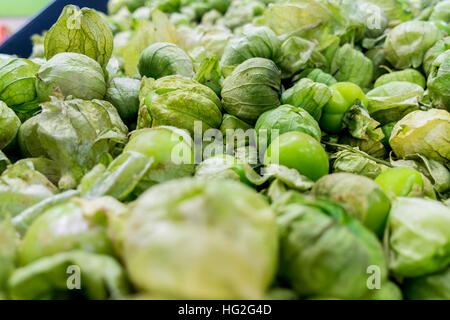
264,131,329,181
124,127,194,167
375,167,424,198
320,82,368,133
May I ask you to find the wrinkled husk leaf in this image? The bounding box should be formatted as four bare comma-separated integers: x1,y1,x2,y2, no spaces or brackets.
298,68,337,86
138,76,222,134
281,78,332,121
331,149,389,179
261,164,315,192
18,97,128,190
342,103,384,142
330,44,373,89
0,161,58,219
221,57,281,124
220,26,280,75
11,158,62,187
82,151,153,201
362,33,387,51
384,21,442,69
36,52,107,102
193,55,222,95
195,155,314,192
255,105,321,149
312,173,391,235
274,192,387,299
423,37,450,76
45,5,114,68
8,251,130,300
427,51,450,110
374,69,426,88
338,135,387,159
385,197,450,277
366,81,424,124
389,109,450,164
276,36,316,78
194,154,262,186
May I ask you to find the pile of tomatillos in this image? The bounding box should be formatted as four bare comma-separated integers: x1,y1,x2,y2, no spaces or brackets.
0,0,449,300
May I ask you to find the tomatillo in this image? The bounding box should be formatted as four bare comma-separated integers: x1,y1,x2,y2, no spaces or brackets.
123,127,195,186
312,173,391,236
264,131,329,181
19,202,115,266
124,127,194,167
320,82,368,133
207,154,254,187
375,167,424,198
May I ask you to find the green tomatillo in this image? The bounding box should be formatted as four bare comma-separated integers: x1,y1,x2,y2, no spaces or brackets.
375,167,426,198
123,127,195,187
319,82,368,133
264,131,329,181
